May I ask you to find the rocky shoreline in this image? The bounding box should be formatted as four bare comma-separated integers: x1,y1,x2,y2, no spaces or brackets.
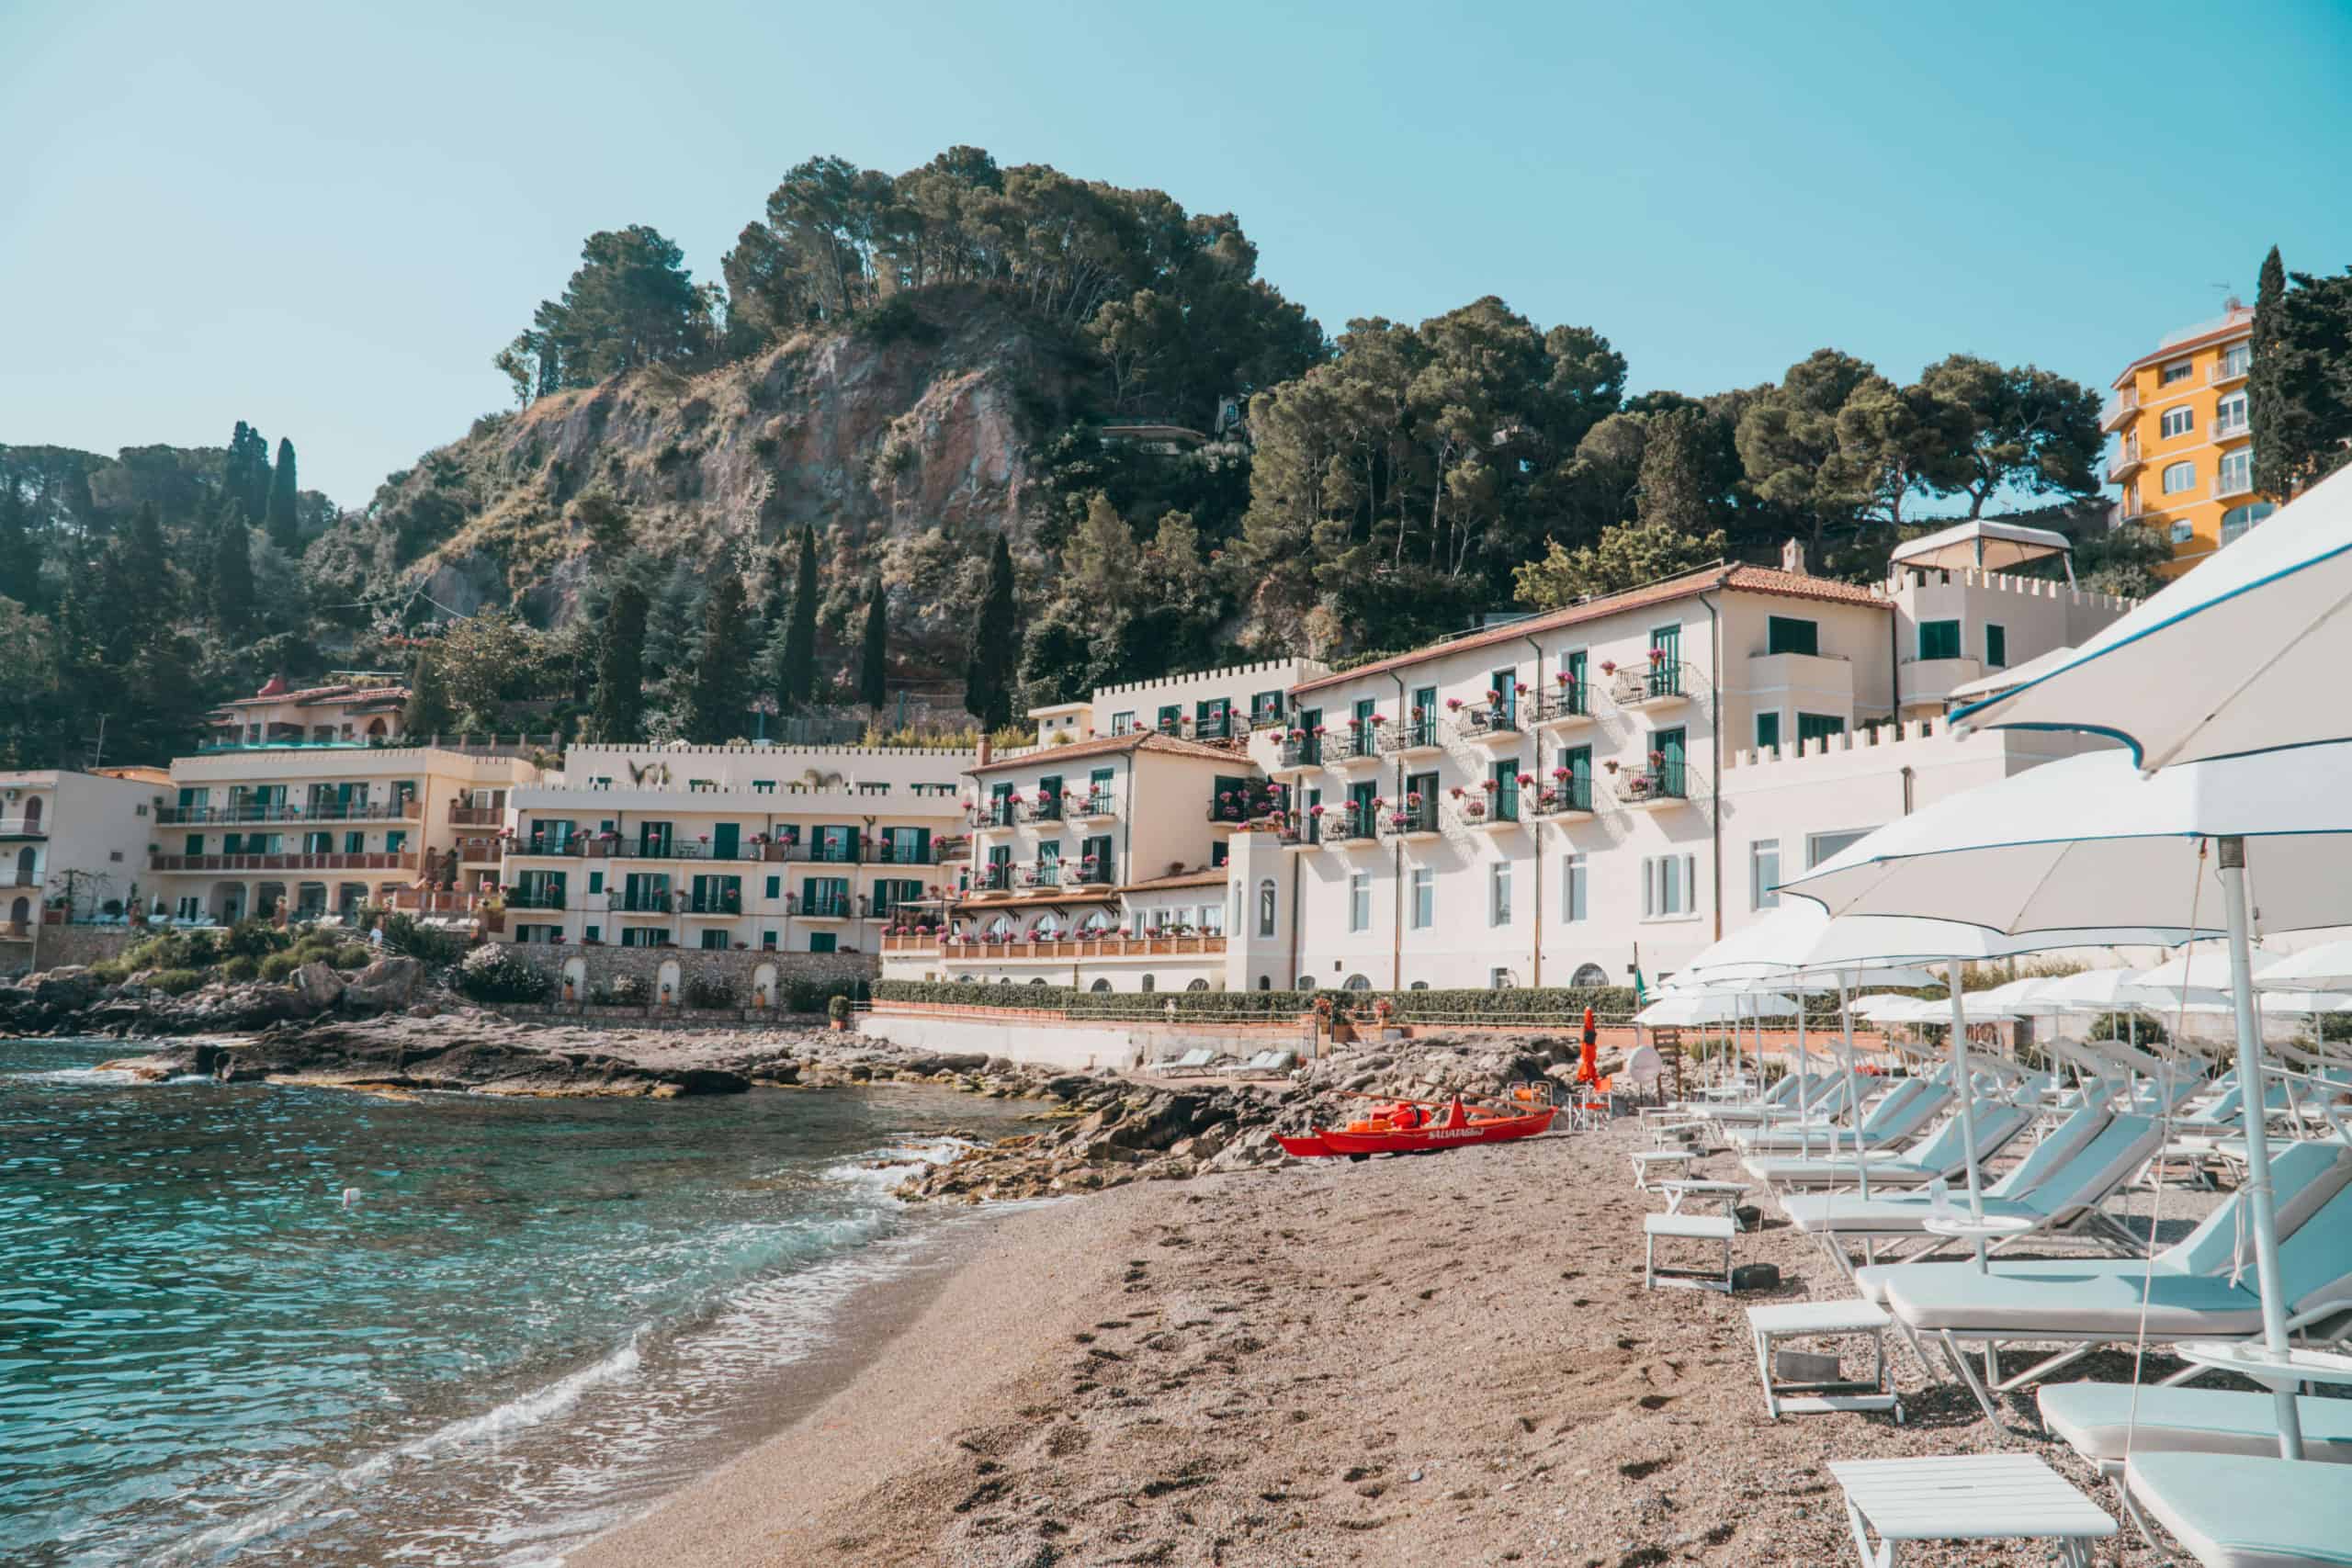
6,955,1620,1193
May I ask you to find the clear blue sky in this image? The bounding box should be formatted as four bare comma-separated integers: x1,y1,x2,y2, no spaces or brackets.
5,0,2349,508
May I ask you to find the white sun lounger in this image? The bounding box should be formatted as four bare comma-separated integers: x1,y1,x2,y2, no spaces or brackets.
2124,1452,2352,1568
1877,1145,2352,1421
1742,1100,2034,1191
1781,1108,2160,1277
2039,1383,2352,1469
1154,1048,1219,1076
1736,1077,1951,1154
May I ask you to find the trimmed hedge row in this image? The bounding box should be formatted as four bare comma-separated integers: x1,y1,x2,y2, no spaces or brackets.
874,980,1640,1022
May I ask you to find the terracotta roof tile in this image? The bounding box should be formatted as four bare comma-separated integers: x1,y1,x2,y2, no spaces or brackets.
969,730,1250,774
1117,869,1229,894
1293,564,1886,695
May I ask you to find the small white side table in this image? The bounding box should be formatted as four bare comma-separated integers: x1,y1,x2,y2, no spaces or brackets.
1655,1178,1750,1224
1629,1147,1699,1190
1828,1453,2115,1567
1746,1299,1900,1419
1921,1212,2035,1272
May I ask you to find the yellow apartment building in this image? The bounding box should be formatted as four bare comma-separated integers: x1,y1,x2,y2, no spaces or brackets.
2103,303,2274,577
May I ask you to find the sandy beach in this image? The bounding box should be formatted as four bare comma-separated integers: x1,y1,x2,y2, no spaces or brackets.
570,1117,2221,1568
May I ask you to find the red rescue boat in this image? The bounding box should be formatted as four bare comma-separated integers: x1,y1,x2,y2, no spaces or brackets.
1277,1089,1556,1159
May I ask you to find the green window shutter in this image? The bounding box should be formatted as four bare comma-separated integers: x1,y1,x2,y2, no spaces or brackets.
1919,620,1961,660
587,870,604,894
1767,616,1818,656
584,925,600,942
1756,712,1781,751
765,875,780,898
1985,625,2007,668
186,834,205,856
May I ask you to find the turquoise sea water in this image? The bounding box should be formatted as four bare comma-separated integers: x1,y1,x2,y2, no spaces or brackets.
0,1037,1034,1566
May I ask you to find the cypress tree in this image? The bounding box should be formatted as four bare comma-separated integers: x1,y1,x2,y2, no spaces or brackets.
2251,245,2290,501
966,533,1017,729
857,571,888,709
266,437,300,552
589,579,650,740
682,572,752,743
208,508,255,631
402,652,456,738
123,501,175,616
782,525,819,705
0,481,40,607
226,422,271,523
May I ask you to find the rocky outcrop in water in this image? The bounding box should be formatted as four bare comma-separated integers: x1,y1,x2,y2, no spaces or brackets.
0,957,431,1039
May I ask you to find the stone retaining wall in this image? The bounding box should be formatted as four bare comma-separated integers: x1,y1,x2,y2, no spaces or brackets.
501,944,876,990
493,1005,837,1032
7,926,138,975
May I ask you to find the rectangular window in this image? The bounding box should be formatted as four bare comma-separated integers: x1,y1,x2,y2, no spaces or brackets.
1917,620,1962,660
761,931,777,950
343,830,364,853
1489,863,1512,927
764,874,780,899
384,830,406,853
2172,520,2196,545
1765,616,1818,657
1250,690,1283,726
1642,853,1698,918
1984,624,2007,669
2219,344,2251,379
1110,711,1136,736
1751,840,1781,910
699,930,728,951
1489,967,1514,991
583,924,600,943
1410,867,1433,929
752,779,775,794
2160,406,2194,440
1796,712,1846,747
2162,460,2197,495
2215,391,2249,436
1807,829,1872,869
2159,359,2192,385
808,931,836,953
2218,447,2253,493
1755,711,1781,752
1157,704,1182,734
1348,872,1372,933
1561,852,1587,922
587,870,605,895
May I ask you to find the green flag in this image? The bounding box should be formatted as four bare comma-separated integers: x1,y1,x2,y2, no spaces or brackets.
1632,943,1647,1006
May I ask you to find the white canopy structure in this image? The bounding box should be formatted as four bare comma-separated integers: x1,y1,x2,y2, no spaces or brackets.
1945,642,2076,705
1634,991,1798,1026
2254,938,2352,993
1952,461,2352,772
1888,517,2075,578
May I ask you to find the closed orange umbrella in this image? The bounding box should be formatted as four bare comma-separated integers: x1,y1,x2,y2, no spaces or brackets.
1577,1005,1599,1083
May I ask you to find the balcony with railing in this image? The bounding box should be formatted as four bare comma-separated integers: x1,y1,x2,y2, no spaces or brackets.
1609,759,1696,810
149,850,420,874
1273,734,1323,772
1017,861,1062,892
1607,659,1694,709
507,887,567,910
2107,435,2144,483
682,891,744,917
1064,851,1114,886
2212,468,2256,500
797,890,857,920
1381,715,1444,757
1066,790,1118,823
1377,793,1442,841
1016,795,1064,825
447,802,504,827
1453,784,1521,829
1206,781,1288,829
1322,725,1383,767
2211,354,2251,387
0,816,48,838
616,890,674,914
389,887,487,917
158,798,423,827
1531,773,1597,819
922,931,1228,963
971,799,1021,829
0,921,37,942
1317,802,1379,846
974,863,1017,896
2214,412,2252,441
456,835,502,864
1532,681,1592,728
2099,385,2142,432
1453,696,1522,746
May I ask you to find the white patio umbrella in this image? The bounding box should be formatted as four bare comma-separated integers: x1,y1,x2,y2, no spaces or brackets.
2135,939,2281,997
1633,991,1798,1026
1951,460,2352,772
1782,739,2352,1461
2253,939,2352,993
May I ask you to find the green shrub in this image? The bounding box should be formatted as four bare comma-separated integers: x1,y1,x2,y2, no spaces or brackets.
455,944,552,1004
223,919,291,961
294,937,339,963
827,994,852,1024
258,952,303,983
590,975,650,1007
871,979,1641,1022
683,972,738,1010
332,943,372,970
220,955,261,983
87,958,133,987
784,976,865,1014
125,927,223,973
381,912,465,968
149,969,206,996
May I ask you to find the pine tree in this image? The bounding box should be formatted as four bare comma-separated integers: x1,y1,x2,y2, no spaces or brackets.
782,525,819,705
966,533,1017,728
266,437,300,552
681,572,752,742
589,579,650,740
119,501,175,618
857,571,888,709
0,481,40,607
403,652,456,738
226,422,271,523
207,508,255,631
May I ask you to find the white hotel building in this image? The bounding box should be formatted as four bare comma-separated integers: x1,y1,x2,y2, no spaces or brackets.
882,526,2132,994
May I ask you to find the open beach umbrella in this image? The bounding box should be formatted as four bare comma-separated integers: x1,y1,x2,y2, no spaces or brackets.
1952,461,2352,772
2253,939,2352,993
1781,740,2352,1461
2134,939,2281,997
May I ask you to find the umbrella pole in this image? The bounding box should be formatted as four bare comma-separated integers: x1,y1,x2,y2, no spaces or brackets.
1795,991,1811,1156
1844,976,1870,1201
2219,836,2304,1461
1946,959,1988,1263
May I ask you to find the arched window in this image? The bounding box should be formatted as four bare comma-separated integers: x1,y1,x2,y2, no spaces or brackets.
1295,976,1316,991
1257,878,1277,938
1090,977,1113,992
1342,974,1373,992
1029,976,1048,986
1408,979,1430,990
1140,974,1156,992
1079,908,1112,934
7,896,27,925
1031,912,1061,939
984,914,1013,940
956,974,977,984
21,796,40,832
14,847,33,884
1256,975,1272,991
1571,963,1610,987
2221,502,2277,545
1186,978,1210,991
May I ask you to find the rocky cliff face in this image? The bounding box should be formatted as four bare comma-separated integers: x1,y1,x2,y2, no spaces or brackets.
321,288,1087,627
